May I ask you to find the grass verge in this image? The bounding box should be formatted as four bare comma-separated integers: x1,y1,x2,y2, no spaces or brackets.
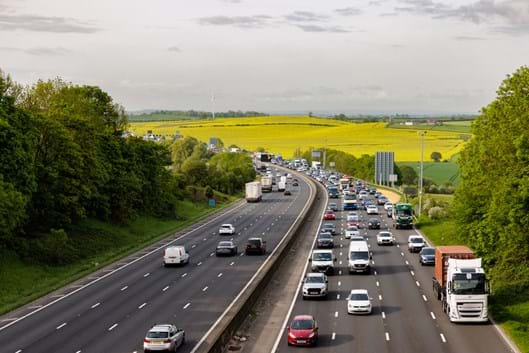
416,216,529,353
0,197,238,315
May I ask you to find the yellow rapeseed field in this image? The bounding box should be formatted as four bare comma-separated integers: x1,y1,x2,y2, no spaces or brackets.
129,116,467,161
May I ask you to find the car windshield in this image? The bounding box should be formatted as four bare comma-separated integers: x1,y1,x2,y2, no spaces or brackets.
221,225,231,229
350,251,369,260
411,238,424,243
291,320,314,330
329,203,337,208
218,242,232,247
349,293,369,301
319,233,332,239
421,248,435,255
305,276,324,283
379,233,391,238
313,253,332,261
369,219,378,223
452,273,487,294
324,224,335,229
347,227,358,231
248,239,261,246
147,331,169,338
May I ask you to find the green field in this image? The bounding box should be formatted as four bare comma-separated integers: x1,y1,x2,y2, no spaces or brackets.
389,120,472,134
398,161,460,185
129,116,468,161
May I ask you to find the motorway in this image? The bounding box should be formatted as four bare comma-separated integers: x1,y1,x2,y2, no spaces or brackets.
273,189,514,353
0,170,314,353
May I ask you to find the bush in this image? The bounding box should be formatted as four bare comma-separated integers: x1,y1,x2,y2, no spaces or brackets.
428,206,447,220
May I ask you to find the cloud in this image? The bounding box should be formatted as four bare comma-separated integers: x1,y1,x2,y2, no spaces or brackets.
295,24,351,33
454,35,486,40
0,13,100,33
167,46,181,52
369,0,388,5
0,46,71,55
284,11,329,22
335,7,363,16
221,0,243,3
198,15,274,29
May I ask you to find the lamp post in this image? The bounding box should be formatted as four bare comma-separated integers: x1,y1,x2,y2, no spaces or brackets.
418,131,427,218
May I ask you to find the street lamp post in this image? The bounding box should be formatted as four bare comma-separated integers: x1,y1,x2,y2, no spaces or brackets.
418,131,427,218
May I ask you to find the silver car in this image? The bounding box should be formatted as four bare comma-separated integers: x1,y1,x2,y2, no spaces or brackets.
143,324,185,352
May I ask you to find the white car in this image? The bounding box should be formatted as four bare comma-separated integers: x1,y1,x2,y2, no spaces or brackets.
344,226,360,239
219,224,235,235
384,202,393,211
358,191,368,200
347,212,359,222
376,231,395,245
408,235,426,252
366,205,379,215
347,289,372,314
143,324,185,352
302,272,328,299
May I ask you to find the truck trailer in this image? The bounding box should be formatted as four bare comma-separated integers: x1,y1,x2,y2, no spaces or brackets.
245,182,262,202
261,176,273,193
432,246,489,322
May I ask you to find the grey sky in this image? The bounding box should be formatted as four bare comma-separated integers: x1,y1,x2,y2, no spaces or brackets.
1,0,528,114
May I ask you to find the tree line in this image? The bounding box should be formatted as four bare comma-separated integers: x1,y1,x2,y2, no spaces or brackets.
0,70,255,264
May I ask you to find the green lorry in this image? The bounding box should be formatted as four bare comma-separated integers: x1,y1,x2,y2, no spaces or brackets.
392,203,414,229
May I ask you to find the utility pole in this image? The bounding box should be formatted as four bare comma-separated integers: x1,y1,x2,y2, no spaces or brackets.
418,131,427,218
211,93,215,120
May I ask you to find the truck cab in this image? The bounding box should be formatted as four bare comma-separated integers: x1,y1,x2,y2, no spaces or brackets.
392,203,414,229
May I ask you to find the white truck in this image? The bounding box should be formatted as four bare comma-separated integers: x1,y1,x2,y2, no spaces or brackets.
432,246,489,322
261,176,273,193
245,181,262,202
278,180,286,192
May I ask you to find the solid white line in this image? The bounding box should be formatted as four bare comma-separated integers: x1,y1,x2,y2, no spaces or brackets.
385,332,390,341
15,350,22,353
183,303,191,309
143,273,150,277
108,323,118,331
163,286,169,291
332,332,336,340
121,286,128,291
91,302,100,309
416,281,421,287
75,350,81,353
334,311,339,318
440,333,447,343
202,286,208,292
422,294,428,302
218,273,223,278
138,303,147,309
431,312,436,320
382,311,386,319
56,322,67,330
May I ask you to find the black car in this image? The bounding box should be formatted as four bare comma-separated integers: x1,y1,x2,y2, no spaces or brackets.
215,241,237,256
293,181,299,186
374,192,382,198
387,208,393,218
317,232,334,248
284,189,292,195
245,238,266,255
419,247,436,266
320,223,337,235
367,218,381,229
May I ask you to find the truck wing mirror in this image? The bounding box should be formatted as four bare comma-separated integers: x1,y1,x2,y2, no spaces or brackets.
308,258,312,262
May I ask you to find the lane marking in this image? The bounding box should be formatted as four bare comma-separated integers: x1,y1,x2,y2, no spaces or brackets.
218,273,223,278
416,281,421,287
376,281,380,287
338,270,342,275
440,333,447,343
183,303,191,309
202,286,209,292
182,273,187,278
56,322,67,330
230,262,235,266
143,273,150,277
337,294,340,300
422,294,428,302
91,302,100,309
339,260,343,265
239,252,244,257
405,260,409,265
121,286,128,291
108,323,118,331
396,244,400,248
385,332,390,341
163,286,169,292
379,294,383,301
431,312,436,320
371,260,375,265
410,270,415,276
192,244,197,248
197,262,203,266
400,252,404,256
338,281,341,287
332,332,336,340
334,311,338,318
374,270,377,275
382,311,386,319
138,303,147,309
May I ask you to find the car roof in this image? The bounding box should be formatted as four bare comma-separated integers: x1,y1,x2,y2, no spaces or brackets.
350,289,368,295
350,236,365,241
293,315,314,321
312,249,333,254
349,242,369,250
409,235,424,239
378,231,392,235
248,237,262,241
218,241,233,245
150,324,173,332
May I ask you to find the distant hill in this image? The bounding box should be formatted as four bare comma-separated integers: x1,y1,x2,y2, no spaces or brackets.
127,110,269,122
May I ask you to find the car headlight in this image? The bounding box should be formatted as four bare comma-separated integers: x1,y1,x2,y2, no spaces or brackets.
288,332,296,339
308,332,315,338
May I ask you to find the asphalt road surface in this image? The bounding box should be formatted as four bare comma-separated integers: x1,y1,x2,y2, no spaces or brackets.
0,171,314,353
273,190,514,353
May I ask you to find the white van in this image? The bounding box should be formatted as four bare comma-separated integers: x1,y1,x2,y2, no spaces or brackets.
310,249,336,275
163,246,190,266
348,241,371,274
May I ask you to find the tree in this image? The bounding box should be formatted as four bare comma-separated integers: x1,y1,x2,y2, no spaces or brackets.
431,151,442,162
181,158,208,186
400,165,418,185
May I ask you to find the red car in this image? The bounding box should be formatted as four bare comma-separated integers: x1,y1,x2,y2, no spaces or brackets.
347,220,361,228
323,211,336,220
287,315,318,346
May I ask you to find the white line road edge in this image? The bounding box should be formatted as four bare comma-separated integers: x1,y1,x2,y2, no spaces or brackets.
0,199,249,332
190,171,316,353
270,182,328,353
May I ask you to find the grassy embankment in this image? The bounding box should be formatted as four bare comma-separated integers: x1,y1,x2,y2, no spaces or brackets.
416,195,529,353
129,116,467,161
0,197,237,315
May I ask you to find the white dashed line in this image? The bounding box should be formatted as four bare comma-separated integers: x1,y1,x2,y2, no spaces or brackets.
400,252,404,256
56,322,67,330
340,244,343,248
410,270,415,276
138,303,147,309
379,294,383,301
202,286,208,292
372,260,375,265
143,273,150,277
385,332,390,341
332,332,336,340
192,244,196,248
163,286,169,292
15,350,22,353
91,302,100,309
182,273,187,278
197,262,202,266
218,273,223,278
339,260,343,265
230,262,235,266
430,312,436,320
75,350,81,353
338,270,342,275
376,281,380,287
339,252,343,256
374,270,377,275
108,323,118,331
337,294,340,300
416,281,421,287
334,311,339,318
338,281,342,286
405,260,409,265
210,252,214,257
183,303,191,309
382,311,386,319
440,333,447,343
422,295,428,302
240,253,244,257
121,286,128,291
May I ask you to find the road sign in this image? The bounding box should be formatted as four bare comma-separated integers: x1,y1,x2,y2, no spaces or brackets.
209,199,216,207
389,174,398,182
375,152,395,185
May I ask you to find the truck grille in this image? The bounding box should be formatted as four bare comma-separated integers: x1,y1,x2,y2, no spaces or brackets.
457,302,483,317
354,264,367,268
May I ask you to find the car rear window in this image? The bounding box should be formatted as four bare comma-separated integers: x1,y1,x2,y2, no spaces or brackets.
248,239,261,245
147,331,169,338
